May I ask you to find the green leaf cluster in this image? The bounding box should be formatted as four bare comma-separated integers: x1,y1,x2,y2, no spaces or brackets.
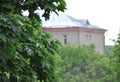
105,45,114,57
0,0,66,20
113,33,120,81
56,45,118,82
0,0,66,82
0,13,60,82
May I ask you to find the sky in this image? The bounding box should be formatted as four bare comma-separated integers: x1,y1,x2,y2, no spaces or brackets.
64,0,120,45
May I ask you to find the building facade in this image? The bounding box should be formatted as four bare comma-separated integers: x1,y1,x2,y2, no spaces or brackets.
41,13,106,54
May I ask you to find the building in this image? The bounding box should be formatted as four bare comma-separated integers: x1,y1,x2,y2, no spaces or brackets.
41,13,106,54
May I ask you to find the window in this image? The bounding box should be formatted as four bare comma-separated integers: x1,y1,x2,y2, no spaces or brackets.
64,38,67,44
86,34,92,40
89,35,91,40
86,34,88,40
63,34,67,44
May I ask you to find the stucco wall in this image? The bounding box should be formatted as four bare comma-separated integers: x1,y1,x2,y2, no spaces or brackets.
42,27,106,54
79,32,105,54
50,31,78,45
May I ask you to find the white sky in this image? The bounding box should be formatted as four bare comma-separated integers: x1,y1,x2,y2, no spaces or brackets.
65,0,120,45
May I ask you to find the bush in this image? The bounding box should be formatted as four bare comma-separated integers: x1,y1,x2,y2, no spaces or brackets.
56,45,117,82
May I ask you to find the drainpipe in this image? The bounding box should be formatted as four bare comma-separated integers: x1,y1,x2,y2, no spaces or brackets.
77,27,80,45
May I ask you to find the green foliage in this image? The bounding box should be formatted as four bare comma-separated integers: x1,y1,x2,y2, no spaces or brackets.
113,33,120,81
105,45,114,57
114,34,120,59
0,0,66,20
57,45,117,82
0,0,66,82
0,13,60,82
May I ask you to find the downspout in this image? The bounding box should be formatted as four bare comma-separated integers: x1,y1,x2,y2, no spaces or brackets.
77,27,80,45
103,35,105,54
103,30,107,54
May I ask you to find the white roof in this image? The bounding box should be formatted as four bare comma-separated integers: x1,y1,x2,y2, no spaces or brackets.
40,12,104,30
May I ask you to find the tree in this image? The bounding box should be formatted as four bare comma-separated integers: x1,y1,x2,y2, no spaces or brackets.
57,45,117,82
0,0,66,82
113,33,120,81
105,45,114,57
0,0,66,20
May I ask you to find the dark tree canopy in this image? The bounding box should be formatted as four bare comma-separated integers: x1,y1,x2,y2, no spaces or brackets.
0,0,66,82
0,0,66,20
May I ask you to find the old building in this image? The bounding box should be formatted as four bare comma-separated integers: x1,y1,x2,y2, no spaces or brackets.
41,13,106,54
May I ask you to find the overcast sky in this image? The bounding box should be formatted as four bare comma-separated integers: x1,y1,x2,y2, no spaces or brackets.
64,0,120,45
